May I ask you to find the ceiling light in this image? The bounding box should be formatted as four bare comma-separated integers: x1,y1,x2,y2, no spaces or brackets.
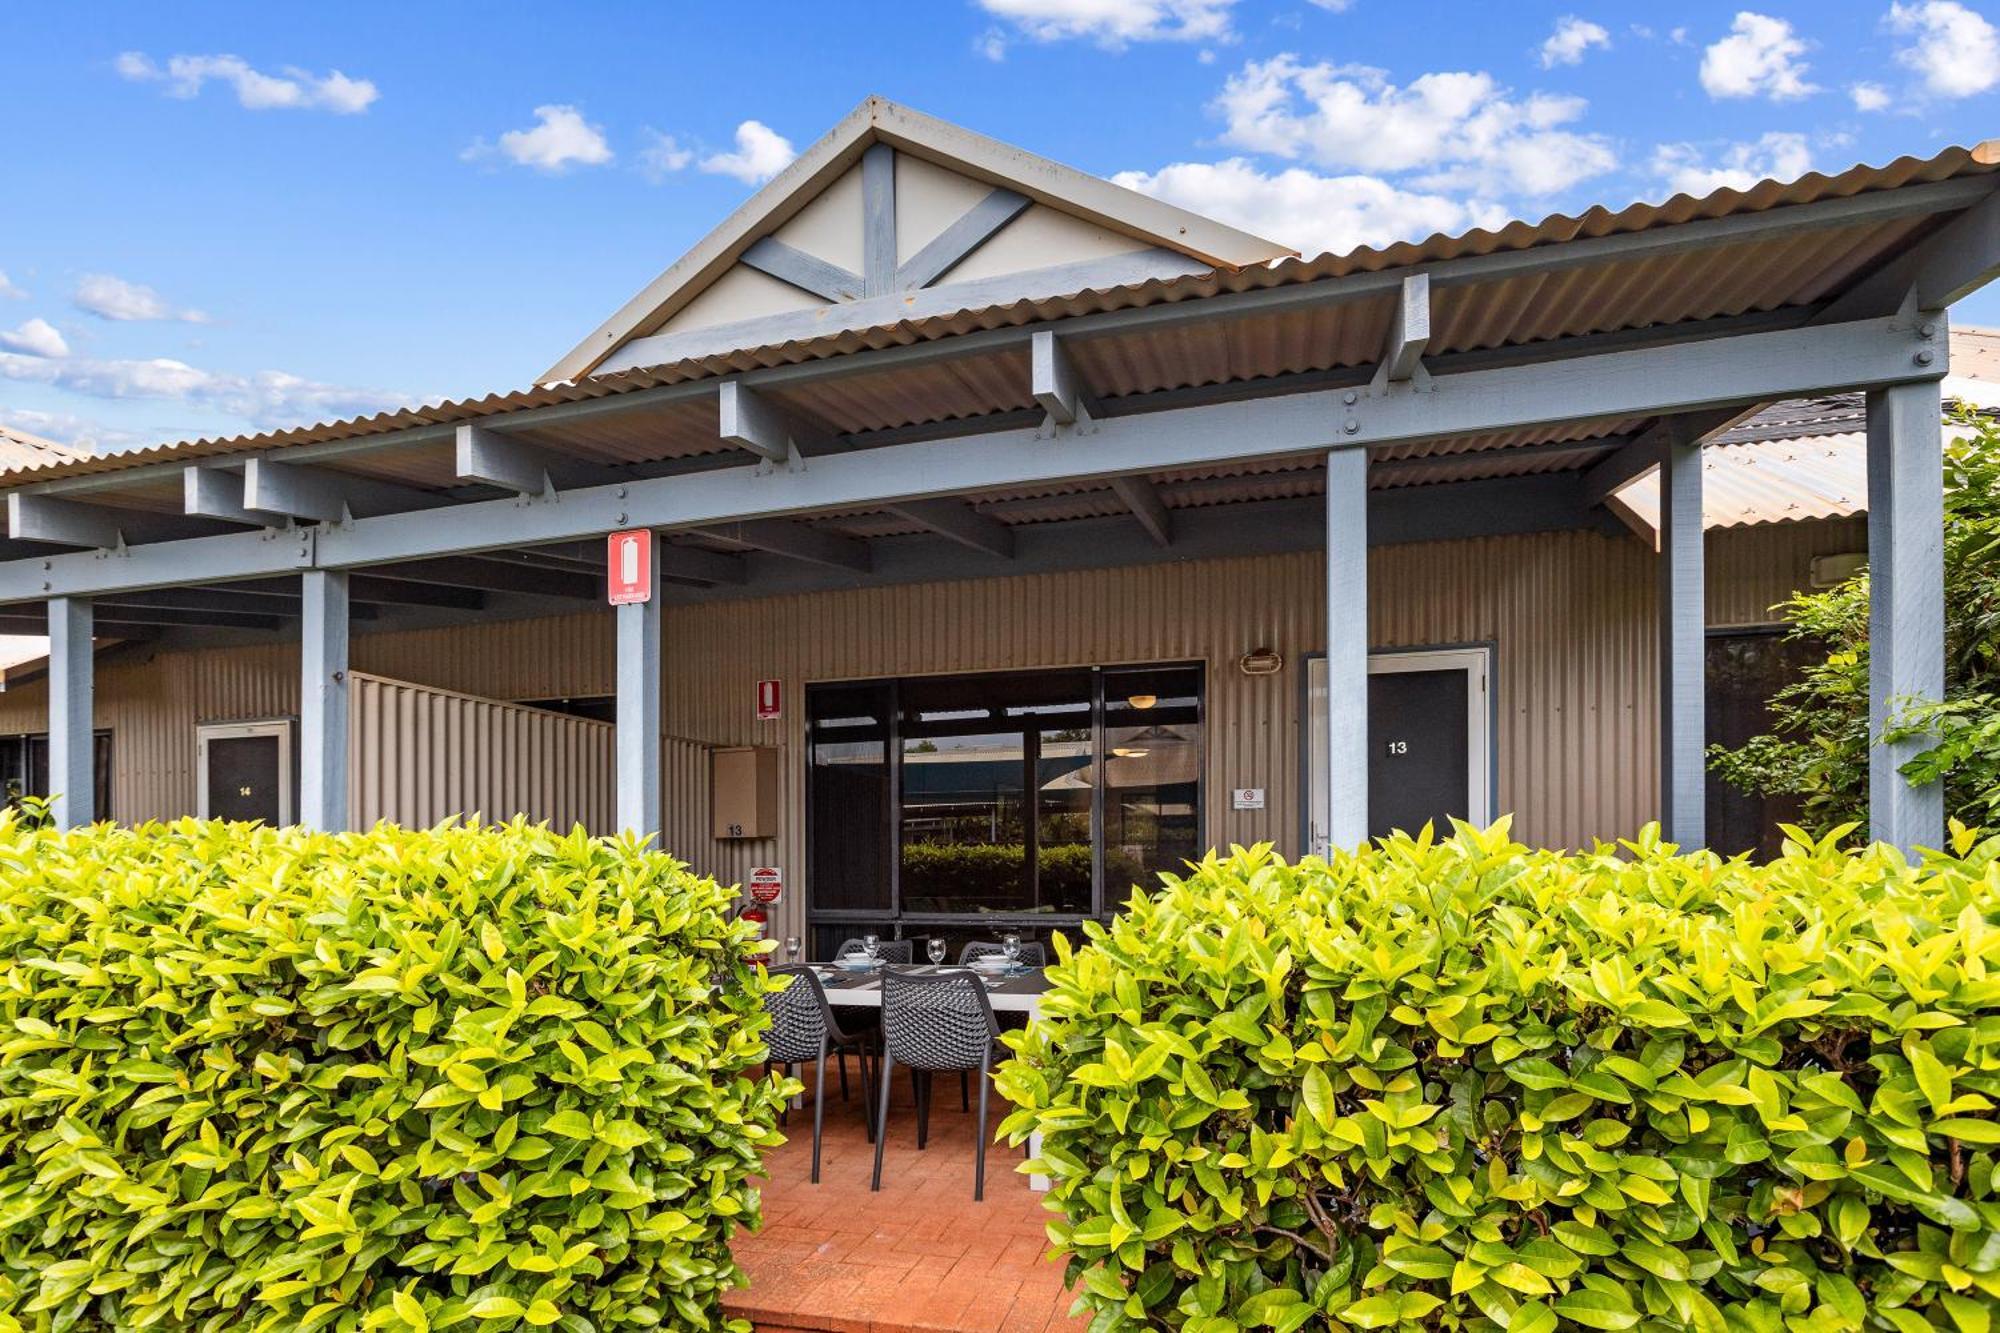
1126,693,1158,709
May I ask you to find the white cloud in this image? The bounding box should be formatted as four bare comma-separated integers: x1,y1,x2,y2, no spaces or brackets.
1652,131,1813,195
1113,158,1512,257
1,409,145,453
0,319,69,359
1306,0,1354,10
1540,16,1611,66
976,27,1012,60
1890,1,2000,98
466,104,614,173
699,121,797,185
73,274,208,324
1699,13,1817,100
115,51,378,114
0,349,410,429
637,130,694,182
1212,56,1617,196
0,272,24,300
1850,80,1893,110
974,0,1238,50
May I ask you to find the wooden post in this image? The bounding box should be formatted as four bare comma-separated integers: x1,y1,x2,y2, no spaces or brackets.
47,597,94,828
616,537,664,836
1866,378,1946,853
299,570,350,830
1658,430,1706,846
1325,448,1369,850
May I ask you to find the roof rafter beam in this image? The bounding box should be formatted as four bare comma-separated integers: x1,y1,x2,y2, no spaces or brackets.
245,458,434,523
97,586,381,620
7,493,125,549
1032,330,1085,425
718,379,822,464
1372,273,1432,388
1578,406,1746,508
1109,475,1173,546
698,518,872,573
184,465,286,526
886,497,1014,558
1820,190,2000,323
898,187,1032,291
358,556,598,600
456,423,557,494
740,237,862,303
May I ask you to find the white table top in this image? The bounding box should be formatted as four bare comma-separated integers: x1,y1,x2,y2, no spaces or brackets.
806,964,1048,1015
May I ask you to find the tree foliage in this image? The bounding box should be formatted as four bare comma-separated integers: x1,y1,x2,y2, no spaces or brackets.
1000,822,2000,1332
1709,410,2000,839
0,815,791,1333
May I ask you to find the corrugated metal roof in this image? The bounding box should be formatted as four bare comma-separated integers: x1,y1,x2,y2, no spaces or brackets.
3,140,1994,495
0,424,85,475
1613,326,1995,530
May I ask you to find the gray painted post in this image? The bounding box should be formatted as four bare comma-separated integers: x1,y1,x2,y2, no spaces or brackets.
47,597,94,828
299,569,350,830
1325,448,1369,850
1866,378,1947,853
616,536,664,836
1658,432,1706,846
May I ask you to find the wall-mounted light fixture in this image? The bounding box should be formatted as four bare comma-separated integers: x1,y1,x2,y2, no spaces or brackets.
1238,648,1284,676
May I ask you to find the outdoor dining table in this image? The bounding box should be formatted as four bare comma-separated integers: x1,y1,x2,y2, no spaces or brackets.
804,962,1053,1189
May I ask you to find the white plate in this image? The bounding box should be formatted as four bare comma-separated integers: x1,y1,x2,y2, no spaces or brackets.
835,956,876,971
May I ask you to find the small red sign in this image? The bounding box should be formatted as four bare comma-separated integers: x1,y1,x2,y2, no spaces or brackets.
756,678,781,721
606,529,652,605
748,866,783,904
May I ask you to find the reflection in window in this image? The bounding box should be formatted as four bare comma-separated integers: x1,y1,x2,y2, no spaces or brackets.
805,664,1204,931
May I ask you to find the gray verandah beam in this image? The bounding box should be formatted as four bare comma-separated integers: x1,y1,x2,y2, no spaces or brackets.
0,315,1944,603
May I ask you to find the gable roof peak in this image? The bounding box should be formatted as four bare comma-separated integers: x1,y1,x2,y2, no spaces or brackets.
542,97,1293,384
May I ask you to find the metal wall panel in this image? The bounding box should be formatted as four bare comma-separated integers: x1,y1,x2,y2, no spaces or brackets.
0,522,1852,943
348,674,613,833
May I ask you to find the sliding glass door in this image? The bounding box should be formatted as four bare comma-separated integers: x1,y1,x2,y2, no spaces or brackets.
806,663,1203,950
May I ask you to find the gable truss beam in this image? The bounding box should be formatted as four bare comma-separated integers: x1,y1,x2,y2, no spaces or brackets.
740,237,863,304
886,498,1014,558
245,459,435,523
862,142,897,299
898,188,1032,291
697,518,872,573
8,493,126,549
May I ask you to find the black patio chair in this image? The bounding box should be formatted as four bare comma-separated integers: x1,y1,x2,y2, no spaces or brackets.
763,965,877,1183
957,939,1047,968
871,968,1004,1201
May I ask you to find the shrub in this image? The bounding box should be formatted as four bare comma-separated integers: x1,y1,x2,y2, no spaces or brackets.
1711,408,2000,838
998,821,2000,1332
0,815,789,1333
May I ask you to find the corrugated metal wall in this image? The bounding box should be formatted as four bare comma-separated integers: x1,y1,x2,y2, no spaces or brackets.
348,674,613,832
0,520,1850,943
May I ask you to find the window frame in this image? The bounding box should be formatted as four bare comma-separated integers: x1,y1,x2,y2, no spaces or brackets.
805,661,1205,937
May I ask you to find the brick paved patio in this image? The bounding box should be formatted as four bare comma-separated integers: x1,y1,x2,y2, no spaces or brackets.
728,1059,1088,1333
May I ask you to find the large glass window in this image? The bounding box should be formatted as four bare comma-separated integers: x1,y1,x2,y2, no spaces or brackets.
0,732,111,818
806,664,1203,937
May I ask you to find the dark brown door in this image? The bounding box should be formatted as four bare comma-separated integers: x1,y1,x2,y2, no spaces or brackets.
206,735,283,824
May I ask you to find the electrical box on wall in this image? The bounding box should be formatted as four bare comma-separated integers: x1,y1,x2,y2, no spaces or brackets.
712,745,779,839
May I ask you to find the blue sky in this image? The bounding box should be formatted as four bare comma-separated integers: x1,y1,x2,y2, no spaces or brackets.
5,0,1999,453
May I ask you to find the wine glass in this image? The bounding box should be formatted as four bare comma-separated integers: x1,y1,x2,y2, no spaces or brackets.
784,935,802,965
863,933,881,965
927,937,947,966
1003,931,1022,969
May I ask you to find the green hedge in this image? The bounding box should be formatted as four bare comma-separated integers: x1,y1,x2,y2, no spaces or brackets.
0,814,789,1333
998,820,2000,1332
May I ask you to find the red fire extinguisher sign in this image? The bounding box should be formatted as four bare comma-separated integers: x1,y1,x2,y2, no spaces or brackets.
607,529,652,605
